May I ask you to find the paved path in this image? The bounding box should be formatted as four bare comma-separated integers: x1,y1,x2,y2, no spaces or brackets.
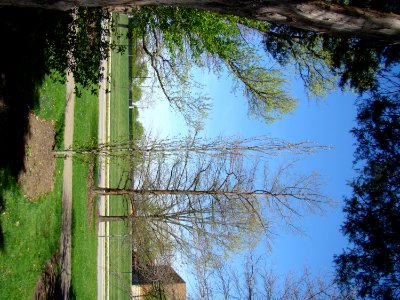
98,16,112,300
60,71,75,300
97,56,108,300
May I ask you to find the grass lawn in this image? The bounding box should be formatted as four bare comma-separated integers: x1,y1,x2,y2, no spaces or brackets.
70,86,98,299
107,13,148,298
0,75,64,299
0,15,144,297
108,13,133,300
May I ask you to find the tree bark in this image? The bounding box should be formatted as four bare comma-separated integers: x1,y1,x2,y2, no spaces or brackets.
0,0,399,42
99,215,131,222
93,187,281,197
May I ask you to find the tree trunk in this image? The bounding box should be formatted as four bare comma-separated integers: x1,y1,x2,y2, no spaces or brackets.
93,187,274,197
99,215,130,222
0,0,399,42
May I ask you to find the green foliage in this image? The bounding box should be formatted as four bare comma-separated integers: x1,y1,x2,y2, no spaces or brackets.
70,8,109,94
8,7,110,95
128,6,296,125
322,37,397,93
132,86,142,101
131,106,144,140
262,1,399,95
132,197,176,266
0,7,111,100
264,23,399,95
131,59,147,105
264,25,338,97
132,55,148,87
334,95,400,298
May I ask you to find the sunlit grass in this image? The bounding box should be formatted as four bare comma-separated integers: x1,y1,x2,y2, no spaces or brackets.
34,76,66,149
0,74,64,299
108,13,133,300
70,85,98,299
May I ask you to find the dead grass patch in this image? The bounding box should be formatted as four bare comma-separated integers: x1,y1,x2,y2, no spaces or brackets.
18,113,55,200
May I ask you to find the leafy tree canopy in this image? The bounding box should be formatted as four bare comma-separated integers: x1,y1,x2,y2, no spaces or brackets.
264,0,400,94
7,4,397,128
331,4,400,298
127,6,298,126
34,7,109,94
125,4,400,127
334,95,400,298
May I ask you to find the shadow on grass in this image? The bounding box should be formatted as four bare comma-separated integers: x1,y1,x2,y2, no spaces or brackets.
0,218,3,251
0,8,72,252
0,168,14,252
0,183,3,250
0,225,4,252
69,285,77,300
32,251,64,300
0,8,71,178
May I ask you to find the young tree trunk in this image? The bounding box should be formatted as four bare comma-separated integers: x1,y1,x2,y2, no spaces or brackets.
53,138,325,157
0,0,399,43
99,215,131,222
93,187,293,197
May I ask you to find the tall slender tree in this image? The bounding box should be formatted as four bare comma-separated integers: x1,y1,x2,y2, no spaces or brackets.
57,133,328,159
96,139,328,266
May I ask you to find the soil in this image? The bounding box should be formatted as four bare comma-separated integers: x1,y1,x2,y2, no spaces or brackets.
18,113,55,200
32,252,62,300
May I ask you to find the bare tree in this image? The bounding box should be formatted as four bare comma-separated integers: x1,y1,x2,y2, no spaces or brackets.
97,139,329,267
56,133,328,158
96,137,331,299
95,154,325,223
190,252,356,300
100,153,265,260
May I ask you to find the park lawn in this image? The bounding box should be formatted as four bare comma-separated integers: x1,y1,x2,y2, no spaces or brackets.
70,85,98,299
0,75,64,299
108,13,133,300
34,75,66,149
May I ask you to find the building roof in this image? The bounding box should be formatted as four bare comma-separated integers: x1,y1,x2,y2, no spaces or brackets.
132,265,185,285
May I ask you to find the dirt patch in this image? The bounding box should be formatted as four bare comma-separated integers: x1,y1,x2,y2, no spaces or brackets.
32,252,62,300
18,113,55,200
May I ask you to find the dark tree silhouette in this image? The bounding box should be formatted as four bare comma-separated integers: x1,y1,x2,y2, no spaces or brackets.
335,96,400,299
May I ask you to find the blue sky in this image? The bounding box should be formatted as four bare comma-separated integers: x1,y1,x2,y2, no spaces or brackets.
139,67,358,283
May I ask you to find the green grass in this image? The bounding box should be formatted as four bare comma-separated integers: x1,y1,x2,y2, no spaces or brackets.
0,75,64,299
70,86,98,299
108,13,133,300
0,165,63,299
34,76,66,149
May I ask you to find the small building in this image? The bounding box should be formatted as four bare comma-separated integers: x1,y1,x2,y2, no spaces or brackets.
132,264,186,300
